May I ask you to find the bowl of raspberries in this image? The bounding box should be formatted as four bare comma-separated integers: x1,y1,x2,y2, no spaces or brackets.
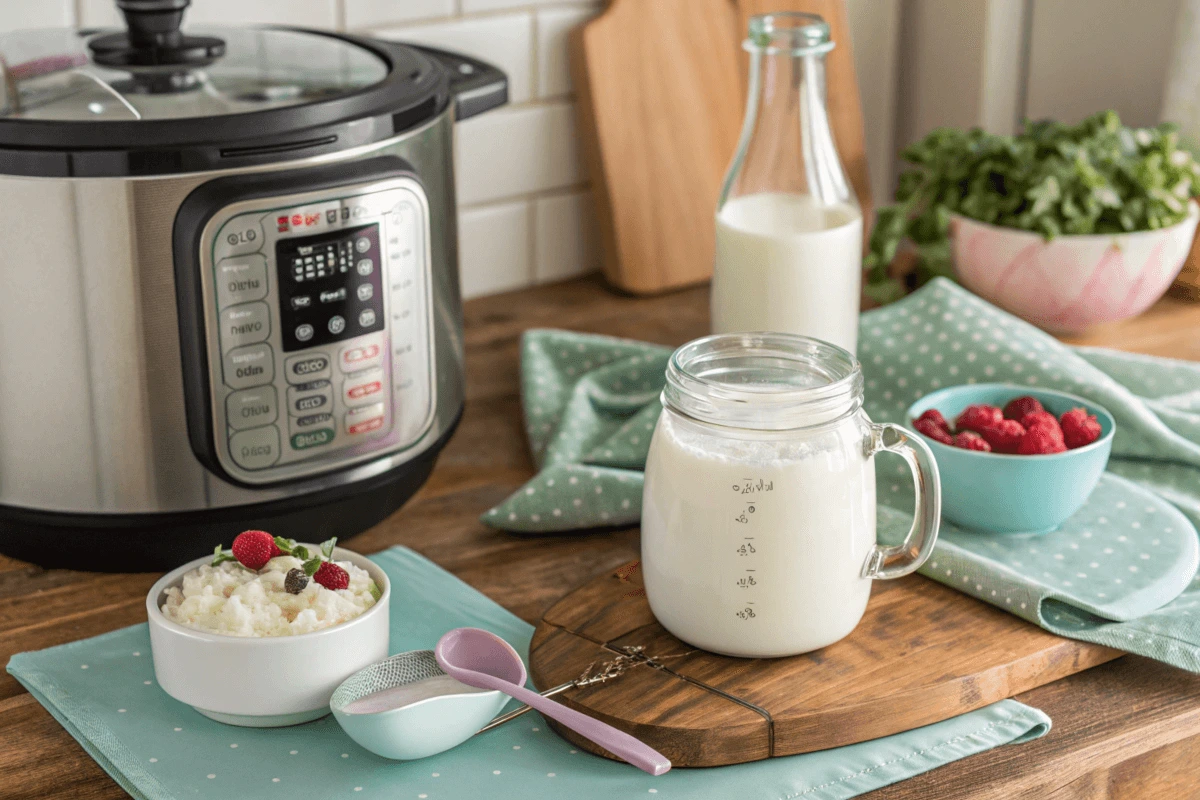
906,384,1114,534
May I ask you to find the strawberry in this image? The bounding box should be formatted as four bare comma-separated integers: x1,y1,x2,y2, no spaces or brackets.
1060,407,1102,449
979,419,1026,454
953,431,992,452
1003,396,1044,421
914,417,954,444
956,404,1003,434
230,530,282,570
313,561,350,591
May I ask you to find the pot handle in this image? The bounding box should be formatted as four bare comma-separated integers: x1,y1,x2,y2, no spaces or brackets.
413,45,509,121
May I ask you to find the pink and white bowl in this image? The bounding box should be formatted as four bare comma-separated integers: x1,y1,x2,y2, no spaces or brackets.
950,201,1200,334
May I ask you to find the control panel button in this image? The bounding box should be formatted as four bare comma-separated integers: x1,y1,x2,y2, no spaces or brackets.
291,427,335,451
356,284,373,301
215,254,268,309
287,380,333,416
295,323,314,342
219,302,270,348
340,338,383,372
291,295,312,310
290,411,333,434
355,236,371,253
343,367,384,407
358,309,376,327
345,402,386,436
225,386,278,431
215,215,265,260
223,343,275,389
229,425,280,469
285,353,331,384
328,315,346,335
356,258,373,276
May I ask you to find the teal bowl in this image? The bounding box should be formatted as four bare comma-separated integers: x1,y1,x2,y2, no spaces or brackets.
905,384,1115,534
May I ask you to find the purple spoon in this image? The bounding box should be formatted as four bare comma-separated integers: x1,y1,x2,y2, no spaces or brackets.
435,627,671,776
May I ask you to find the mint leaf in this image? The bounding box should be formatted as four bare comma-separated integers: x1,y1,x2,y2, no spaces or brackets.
368,581,382,601
303,557,322,577
211,545,239,567
320,537,337,559
292,545,310,561
273,536,297,555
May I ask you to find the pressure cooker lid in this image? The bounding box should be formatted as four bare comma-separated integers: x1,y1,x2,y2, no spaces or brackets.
0,0,454,178
0,27,392,122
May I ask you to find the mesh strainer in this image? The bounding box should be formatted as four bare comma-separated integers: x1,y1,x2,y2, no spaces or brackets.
330,649,508,761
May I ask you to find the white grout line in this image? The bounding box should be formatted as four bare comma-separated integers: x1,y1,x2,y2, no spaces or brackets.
457,182,591,213
347,1,600,34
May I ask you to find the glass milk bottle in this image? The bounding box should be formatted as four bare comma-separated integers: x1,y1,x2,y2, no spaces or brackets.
711,13,863,354
641,333,940,658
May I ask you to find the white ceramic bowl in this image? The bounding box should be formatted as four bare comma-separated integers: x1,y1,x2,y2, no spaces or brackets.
951,201,1200,333
147,546,390,727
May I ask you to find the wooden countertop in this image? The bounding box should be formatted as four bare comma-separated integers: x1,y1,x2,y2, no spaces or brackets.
2,276,1200,799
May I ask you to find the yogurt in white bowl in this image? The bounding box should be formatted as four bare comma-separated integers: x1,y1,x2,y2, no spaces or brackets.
147,545,389,727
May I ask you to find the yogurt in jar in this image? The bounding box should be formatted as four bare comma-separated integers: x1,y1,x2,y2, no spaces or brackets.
642,410,876,658
160,555,378,637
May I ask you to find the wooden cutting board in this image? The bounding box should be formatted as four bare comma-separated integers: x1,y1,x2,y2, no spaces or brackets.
571,0,873,295
529,561,1120,767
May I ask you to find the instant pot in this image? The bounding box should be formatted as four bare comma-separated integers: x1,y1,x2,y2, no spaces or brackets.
0,0,507,569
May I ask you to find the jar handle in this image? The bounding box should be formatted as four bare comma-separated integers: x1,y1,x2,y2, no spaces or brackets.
862,423,941,580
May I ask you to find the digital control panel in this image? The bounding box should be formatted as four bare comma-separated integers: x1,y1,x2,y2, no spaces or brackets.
198,178,436,485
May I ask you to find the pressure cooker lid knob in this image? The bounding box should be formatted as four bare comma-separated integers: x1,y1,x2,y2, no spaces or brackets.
89,0,225,69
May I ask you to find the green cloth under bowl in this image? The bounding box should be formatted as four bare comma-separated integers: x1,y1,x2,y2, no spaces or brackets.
483,278,1200,671
6,547,1050,799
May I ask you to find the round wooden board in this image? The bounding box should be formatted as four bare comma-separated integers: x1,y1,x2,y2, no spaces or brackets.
529,561,1120,768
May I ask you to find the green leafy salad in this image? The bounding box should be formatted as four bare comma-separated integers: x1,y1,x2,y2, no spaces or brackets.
865,111,1200,304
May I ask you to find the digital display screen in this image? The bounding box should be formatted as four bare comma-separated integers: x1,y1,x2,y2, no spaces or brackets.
276,223,385,353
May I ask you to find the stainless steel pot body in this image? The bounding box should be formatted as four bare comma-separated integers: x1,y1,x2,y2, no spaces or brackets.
0,108,464,514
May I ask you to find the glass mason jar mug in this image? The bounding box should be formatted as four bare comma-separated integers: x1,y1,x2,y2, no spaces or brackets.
641,334,941,658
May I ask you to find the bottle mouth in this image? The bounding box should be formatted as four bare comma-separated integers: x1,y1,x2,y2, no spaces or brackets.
663,332,863,431
745,12,835,56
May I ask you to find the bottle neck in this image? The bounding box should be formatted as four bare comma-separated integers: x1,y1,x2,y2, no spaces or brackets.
720,44,854,210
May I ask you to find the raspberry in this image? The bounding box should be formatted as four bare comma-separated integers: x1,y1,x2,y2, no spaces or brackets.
979,419,1026,454
1020,410,1063,438
1004,396,1044,421
1017,425,1067,455
914,417,954,445
313,561,350,591
1060,407,1102,449
956,404,1004,434
231,530,282,571
953,431,992,452
916,409,951,433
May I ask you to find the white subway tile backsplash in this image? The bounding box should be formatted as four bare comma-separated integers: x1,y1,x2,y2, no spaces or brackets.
457,201,533,299
374,13,533,104
534,190,599,283
345,0,455,31
536,4,601,97
462,0,565,12
183,0,339,27
455,102,583,206
0,0,73,31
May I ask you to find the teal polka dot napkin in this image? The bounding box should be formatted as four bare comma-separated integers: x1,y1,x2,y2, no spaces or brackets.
6,547,1051,800
483,278,1200,671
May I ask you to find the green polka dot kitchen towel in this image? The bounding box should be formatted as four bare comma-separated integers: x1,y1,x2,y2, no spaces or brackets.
483,278,1200,671
6,546,1051,800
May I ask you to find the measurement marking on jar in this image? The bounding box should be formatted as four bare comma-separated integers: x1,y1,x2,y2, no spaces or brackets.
732,482,768,620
